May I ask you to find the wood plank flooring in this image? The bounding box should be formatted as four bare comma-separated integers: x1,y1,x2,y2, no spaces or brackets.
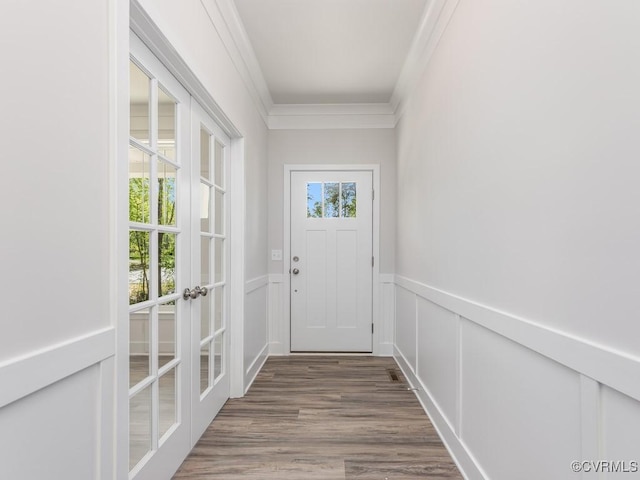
173,356,463,479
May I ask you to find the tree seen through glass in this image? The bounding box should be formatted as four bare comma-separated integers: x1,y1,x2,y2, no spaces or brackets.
307,182,357,218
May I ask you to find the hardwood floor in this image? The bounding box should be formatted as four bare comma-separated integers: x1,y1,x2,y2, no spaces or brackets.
173,356,463,479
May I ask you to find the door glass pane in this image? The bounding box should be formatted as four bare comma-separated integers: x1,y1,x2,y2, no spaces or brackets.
214,286,224,332
129,309,150,388
200,183,210,232
158,302,176,369
307,182,322,218
158,233,176,297
129,147,150,224
213,334,223,381
201,290,211,340
214,140,224,188
129,230,150,304
324,182,339,218
200,343,210,394
201,236,210,285
214,189,224,234
130,61,149,144
341,182,357,218
200,128,210,181
214,238,224,283
158,368,177,441
158,87,176,160
129,385,152,470
158,160,177,226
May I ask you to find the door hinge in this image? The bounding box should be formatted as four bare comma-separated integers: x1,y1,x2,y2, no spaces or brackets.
372,189,375,201
372,323,374,334
372,256,374,267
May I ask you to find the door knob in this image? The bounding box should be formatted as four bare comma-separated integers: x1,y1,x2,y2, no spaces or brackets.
183,287,202,300
292,268,300,275
200,286,208,296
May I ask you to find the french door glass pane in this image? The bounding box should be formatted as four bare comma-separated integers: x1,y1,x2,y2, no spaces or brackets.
201,292,211,340
158,87,176,160
129,61,150,144
129,147,151,224
200,128,210,181
158,233,176,297
129,309,150,388
129,230,150,304
157,160,177,226
200,183,210,232
214,140,224,188
158,368,177,440
214,190,224,234
158,302,176,369
213,286,224,332
214,238,224,283
200,344,210,394
213,334,223,381
129,385,152,470
201,236,210,285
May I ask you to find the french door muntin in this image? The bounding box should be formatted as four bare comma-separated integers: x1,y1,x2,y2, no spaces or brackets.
190,101,230,443
128,33,192,480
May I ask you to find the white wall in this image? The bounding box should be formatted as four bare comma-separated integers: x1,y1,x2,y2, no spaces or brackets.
136,0,270,390
0,1,114,478
394,1,640,479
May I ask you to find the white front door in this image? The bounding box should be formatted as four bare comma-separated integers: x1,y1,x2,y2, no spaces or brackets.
290,170,373,352
190,101,231,443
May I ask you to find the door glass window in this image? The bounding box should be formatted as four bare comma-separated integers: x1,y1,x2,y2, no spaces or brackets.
130,61,150,144
306,182,357,218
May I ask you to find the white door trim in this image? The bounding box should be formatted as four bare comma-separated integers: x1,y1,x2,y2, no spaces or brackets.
283,164,381,355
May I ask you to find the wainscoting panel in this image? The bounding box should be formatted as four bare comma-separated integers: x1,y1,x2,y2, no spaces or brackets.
393,277,640,480
0,328,115,480
378,274,396,355
416,297,458,427
244,276,269,391
461,319,582,480
600,386,640,478
268,274,285,355
395,286,417,369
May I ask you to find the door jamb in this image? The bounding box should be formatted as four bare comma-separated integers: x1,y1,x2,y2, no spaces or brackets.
283,164,381,355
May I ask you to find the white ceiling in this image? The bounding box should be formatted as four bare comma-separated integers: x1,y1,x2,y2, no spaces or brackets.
232,0,429,105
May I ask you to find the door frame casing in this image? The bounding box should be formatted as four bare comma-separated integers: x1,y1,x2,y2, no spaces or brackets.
283,164,381,355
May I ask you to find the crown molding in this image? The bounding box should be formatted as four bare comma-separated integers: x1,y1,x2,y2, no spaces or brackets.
268,103,396,129
390,0,460,121
201,0,273,124
209,0,460,130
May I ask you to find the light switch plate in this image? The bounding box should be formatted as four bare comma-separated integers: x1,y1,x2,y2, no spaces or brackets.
271,249,283,261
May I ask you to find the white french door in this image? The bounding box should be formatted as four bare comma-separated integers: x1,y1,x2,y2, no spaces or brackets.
190,101,230,443
290,170,373,352
126,33,230,480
